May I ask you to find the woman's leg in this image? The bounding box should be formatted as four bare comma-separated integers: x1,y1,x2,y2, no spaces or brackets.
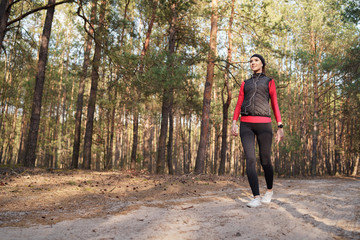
255,123,273,190
240,122,259,197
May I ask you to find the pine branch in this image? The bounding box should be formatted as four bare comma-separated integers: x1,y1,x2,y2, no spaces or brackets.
6,0,74,27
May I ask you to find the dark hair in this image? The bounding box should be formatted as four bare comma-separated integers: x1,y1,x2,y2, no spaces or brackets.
251,54,266,66
251,54,266,75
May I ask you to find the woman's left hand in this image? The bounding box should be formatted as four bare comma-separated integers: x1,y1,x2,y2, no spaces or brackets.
276,128,284,144
231,121,239,136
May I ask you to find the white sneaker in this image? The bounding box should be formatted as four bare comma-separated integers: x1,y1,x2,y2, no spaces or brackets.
247,197,261,208
261,191,273,203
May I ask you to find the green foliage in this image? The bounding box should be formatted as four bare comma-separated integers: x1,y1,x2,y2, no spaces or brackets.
0,0,359,175
339,44,360,79
338,0,360,24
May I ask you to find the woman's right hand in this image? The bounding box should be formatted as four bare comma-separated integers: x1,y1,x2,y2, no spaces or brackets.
231,120,238,136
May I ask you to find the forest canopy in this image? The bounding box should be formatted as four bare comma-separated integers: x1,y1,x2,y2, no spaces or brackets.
0,0,359,176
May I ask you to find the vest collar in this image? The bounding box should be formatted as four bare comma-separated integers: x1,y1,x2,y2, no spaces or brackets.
252,72,266,78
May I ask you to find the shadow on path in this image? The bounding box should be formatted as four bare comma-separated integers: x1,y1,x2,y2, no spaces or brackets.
273,199,359,239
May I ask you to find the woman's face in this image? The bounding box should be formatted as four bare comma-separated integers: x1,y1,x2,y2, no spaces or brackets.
250,57,263,73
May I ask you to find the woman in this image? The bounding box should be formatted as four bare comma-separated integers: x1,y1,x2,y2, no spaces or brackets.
231,54,284,208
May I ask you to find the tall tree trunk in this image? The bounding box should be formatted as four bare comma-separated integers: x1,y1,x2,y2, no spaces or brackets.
114,110,122,169
106,0,129,169
157,91,170,174
312,77,319,175
156,1,177,174
47,104,55,168
174,113,180,174
352,156,359,176
1,20,21,164
53,34,68,168
17,108,28,165
219,0,234,175
334,115,345,175
180,116,186,174
185,114,192,174
301,70,309,175
4,104,17,164
148,119,155,173
140,0,157,70
139,0,158,172
143,113,151,171
334,99,340,175
350,118,358,176
106,88,116,169
24,0,55,167
53,92,61,168
120,110,128,169
72,0,97,168
167,98,174,174
0,0,13,52
59,35,70,169
130,113,139,170
195,0,218,174
83,0,106,169
310,30,323,176
213,123,220,174
118,0,141,171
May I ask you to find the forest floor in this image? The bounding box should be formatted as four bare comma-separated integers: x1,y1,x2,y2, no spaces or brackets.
0,168,359,240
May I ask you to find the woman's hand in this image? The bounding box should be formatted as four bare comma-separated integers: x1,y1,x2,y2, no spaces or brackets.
231,120,238,136
276,128,284,144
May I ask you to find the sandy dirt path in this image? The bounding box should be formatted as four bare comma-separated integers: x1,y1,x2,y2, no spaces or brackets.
1,176,359,240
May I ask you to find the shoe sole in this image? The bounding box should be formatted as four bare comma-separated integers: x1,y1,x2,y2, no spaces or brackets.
247,203,261,208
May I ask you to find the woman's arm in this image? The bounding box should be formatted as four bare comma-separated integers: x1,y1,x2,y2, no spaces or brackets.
231,82,245,136
232,82,245,121
269,79,284,143
269,79,282,123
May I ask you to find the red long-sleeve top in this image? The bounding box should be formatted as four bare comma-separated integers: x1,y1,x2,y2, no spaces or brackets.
233,79,282,123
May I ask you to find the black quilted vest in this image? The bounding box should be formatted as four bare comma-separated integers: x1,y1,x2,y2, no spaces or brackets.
241,73,272,117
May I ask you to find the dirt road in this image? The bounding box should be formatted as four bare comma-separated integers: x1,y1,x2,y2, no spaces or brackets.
0,170,359,239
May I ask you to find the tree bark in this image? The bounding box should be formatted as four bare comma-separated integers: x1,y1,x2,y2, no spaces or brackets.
311,31,319,176
138,0,158,171
130,113,139,170
167,97,174,174
17,107,28,165
219,0,234,175
312,78,319,175
157,91,170,174
185,114,192,174
195,0,218,174
174,113,180,174
156,1,177,174
114,129,120,168
53,87,61,168
0,0,13,52
83,0,106,169
106,88,116,169
3,104,17,164
140,0,157,70
72,0,97,168
213,123,220,174
120,110,128,169
24,0,56,167
130,0,157,170
148,119,155,173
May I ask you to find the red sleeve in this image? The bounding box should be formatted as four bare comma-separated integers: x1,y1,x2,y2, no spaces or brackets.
232,82,245,121
269,79,282,123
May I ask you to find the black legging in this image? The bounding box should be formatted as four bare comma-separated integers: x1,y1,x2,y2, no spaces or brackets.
240,122,273,196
